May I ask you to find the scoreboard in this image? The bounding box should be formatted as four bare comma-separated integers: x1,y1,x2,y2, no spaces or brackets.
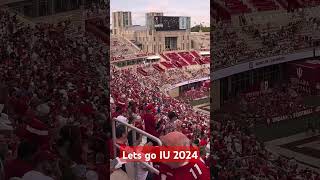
154,16,190,31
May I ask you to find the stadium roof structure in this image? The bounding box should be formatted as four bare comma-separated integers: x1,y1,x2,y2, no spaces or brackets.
199,51,210,56
146,55,160,60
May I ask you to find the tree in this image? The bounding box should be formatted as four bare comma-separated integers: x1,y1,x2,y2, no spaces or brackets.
191,25,210,32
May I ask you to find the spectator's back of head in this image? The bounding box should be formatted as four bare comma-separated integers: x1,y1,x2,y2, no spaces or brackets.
116,124,126,139
168,111,177,121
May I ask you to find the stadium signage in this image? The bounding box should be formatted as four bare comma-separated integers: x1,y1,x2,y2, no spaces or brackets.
154,16,190,31
251,57,285,68
165,77,210,91
213,50,314,80
272,108,314,123
244,89,272,98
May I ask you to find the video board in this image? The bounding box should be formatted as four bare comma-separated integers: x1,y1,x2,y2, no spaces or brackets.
154,16,190,31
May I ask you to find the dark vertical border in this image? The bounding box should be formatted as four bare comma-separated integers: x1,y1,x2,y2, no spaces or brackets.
210,1,216,179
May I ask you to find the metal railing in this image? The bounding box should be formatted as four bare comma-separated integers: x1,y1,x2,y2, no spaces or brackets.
112,118,161,179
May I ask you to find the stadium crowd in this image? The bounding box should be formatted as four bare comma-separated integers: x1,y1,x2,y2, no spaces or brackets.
0,8,110,180
111,36,149,61
110,66,210,179
84,1,108,19
211,111,320,179
240,84,309,125
177,86,209,104
213,14,319,69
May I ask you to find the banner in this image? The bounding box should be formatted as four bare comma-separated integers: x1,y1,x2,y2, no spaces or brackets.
244,89,272,98
271,107,316,123
166,77,210,90
213,50,314,80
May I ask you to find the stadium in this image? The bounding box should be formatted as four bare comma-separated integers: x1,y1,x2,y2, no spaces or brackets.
212,1,320,179
110,1,211,179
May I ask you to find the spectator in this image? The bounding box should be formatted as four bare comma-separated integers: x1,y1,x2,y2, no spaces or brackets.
4,141,37,180
22,151,56,180
157,132,210,179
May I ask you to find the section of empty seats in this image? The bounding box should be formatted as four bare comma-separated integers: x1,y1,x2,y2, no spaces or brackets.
249,0,279,11
137,67,148,76
160,53,171,61
153,64,166,72
178,52,198,65
160,61,174,69
165,52,189,66
276,0,288,9
191,50,201,58
223,0,252,14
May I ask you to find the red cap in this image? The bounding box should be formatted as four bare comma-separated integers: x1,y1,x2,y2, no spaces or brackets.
17,118,49,145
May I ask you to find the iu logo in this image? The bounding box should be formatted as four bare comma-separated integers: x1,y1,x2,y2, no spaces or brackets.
296,67,303,79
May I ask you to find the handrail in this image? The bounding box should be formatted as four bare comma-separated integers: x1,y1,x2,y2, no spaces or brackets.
111,118,161,178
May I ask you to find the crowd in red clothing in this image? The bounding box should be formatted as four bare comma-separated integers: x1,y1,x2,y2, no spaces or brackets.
110,66,210,178
0,8,110,180
110,67,210,140
177,86,209,104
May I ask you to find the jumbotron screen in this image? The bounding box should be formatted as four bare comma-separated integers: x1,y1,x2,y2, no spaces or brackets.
154,16,190,31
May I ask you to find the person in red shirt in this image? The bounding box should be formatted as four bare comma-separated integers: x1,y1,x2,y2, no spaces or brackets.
142,104,158,145
156,132,210,180
4,141,38,180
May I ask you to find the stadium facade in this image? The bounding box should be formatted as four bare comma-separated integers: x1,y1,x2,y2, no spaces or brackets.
112,11,193,54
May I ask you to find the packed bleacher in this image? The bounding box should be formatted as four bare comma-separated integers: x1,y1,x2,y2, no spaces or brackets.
110,66,210,179
211,114,320,179
213,12,320,69
222,0,252,14
177,86,209,104
84,1,108,19
0,8,111,180
135,65,209,89
250,0,279,11
211,81,320,179
240,84,309,125
110,36,151,61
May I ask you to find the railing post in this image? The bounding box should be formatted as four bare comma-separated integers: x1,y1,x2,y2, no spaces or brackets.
112,118,162,175
132,129,137,146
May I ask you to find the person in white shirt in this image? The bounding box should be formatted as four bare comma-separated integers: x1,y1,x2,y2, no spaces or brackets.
125,131,152,180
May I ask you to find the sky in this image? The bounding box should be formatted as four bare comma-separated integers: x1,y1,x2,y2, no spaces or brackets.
110,0,210,27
